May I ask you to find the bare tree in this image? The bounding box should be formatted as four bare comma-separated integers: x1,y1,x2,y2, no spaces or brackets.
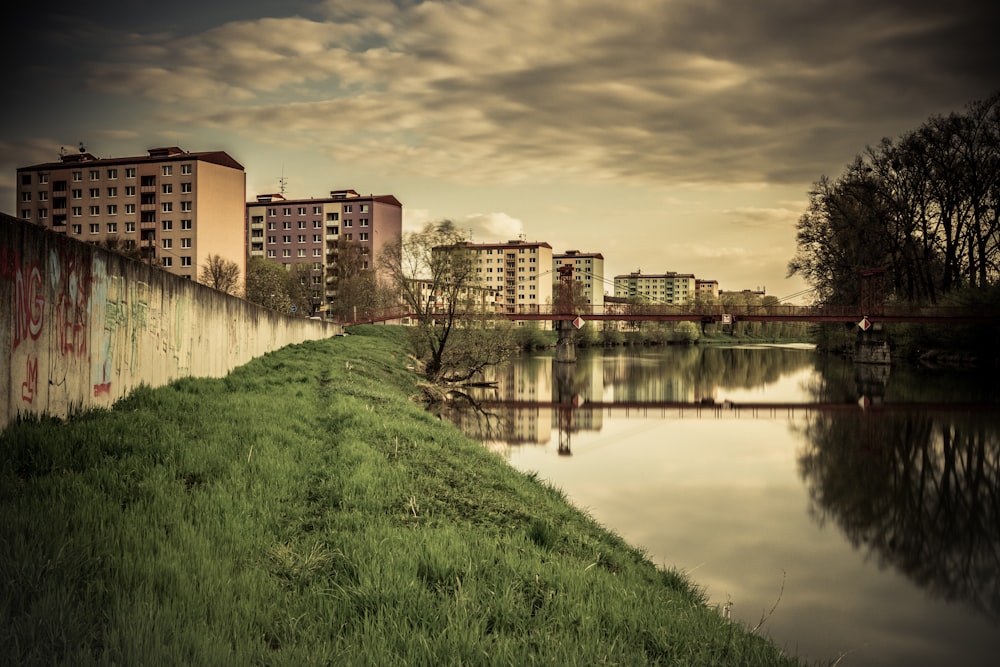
379,220,514,382
199,254,242,295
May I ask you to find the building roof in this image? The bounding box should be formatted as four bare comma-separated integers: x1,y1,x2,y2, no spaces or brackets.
246,191,402,208
18,146,245,172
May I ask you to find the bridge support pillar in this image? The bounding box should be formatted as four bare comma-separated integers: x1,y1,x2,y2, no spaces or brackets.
555,320,576,363
854,324,890,365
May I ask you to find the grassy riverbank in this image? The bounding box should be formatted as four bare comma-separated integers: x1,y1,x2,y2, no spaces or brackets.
1,325,810,666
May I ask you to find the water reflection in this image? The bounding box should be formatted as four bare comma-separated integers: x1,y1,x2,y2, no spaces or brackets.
438,345,1000,666
797,410,1000,623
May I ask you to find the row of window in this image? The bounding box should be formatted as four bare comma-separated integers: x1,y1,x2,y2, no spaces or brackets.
65,221,194,236
476,247,541,254
264,204,369,216
22,164,193,186
266,232,368,244
22,183,194,201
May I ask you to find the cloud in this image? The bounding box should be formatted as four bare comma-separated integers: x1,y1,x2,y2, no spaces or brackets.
64,0,998,191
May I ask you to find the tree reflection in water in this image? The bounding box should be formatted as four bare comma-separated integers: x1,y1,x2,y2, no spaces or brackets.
796,410,1000,624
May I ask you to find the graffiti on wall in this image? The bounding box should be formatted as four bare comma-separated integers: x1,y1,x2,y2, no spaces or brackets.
1,245,45,351
21,355,39,403
93,273,151,398
50,247,92,358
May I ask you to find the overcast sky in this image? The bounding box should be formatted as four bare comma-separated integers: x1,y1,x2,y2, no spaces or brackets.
4,0,998,302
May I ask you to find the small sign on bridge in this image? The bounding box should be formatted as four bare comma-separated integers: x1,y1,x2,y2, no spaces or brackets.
573,316,585,330
858,316,871,331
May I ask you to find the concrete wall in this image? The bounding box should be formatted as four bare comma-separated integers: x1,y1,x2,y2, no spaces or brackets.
1,214,342,430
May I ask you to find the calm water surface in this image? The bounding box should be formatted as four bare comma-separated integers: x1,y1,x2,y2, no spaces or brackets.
444,344,1000,667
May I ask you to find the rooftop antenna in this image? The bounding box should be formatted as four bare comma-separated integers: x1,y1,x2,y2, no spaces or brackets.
278,165,287,195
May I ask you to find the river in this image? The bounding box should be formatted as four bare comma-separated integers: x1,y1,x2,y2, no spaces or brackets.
440,344,1000,667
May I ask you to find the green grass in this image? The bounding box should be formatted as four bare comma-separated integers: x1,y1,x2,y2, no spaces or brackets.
1,325,813,666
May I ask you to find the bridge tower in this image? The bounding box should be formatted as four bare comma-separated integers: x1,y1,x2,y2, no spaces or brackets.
555,264,576,363
855,268,891,366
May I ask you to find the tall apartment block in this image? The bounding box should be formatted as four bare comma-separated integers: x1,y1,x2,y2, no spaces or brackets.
15,146,247,282
553,250,605,312
613,270,696,305
246,189,401,313
466,239,554,316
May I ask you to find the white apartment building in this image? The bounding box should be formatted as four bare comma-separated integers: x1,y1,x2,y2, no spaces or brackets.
553,250,605,312
613,270,696,305
464,239,554,317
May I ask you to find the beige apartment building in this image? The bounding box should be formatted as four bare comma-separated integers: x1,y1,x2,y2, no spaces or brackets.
246,189,402,314
695,279,720,301
466,239,554,317
613,270,697,305
553,250,605,313
15,146,247,283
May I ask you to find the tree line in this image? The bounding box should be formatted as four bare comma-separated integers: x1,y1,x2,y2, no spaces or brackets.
789,91,1000,307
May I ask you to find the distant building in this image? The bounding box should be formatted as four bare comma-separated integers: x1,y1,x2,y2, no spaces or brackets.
553,250,605,312
430,238,554,323
695,279,720,301
15,146,247,283
613,270,696,305
246,189,401,314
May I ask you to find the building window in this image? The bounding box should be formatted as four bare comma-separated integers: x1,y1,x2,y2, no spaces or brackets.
180,257,191,267
313,206,322,214
126,168,136,178
313,220,322,228
162,184,173,194
282,221,292,230
162,202,173,212
282,235,291,244
107,205,117,215
162,257,173,267
125,222,135,233
89,223,100,233
297,249,307,257
181,182,192,193
162,239,172,249
297,235,306,243
125,204,136,214
267,250,276,258
360,218,369,227
72,189,82,199
297,207,307,215
267,236,276,244
343,219,352,227
125,185,136,196
313,248,322,257
181,201,191,212
107,169,117,180
72,207,82,217
89,206,100,216
181,164,192,175
313,234,322,242
343,204,352,213
72,171,82,182
181,238,191,248
298,220,307,229
72,224,82,234
89,170,99,181
162,165,173,176
326,212,339,221
181,219,192,230
360,203,369,212
107,223,117,233
21,192,31,202
283,207,291,216
359,232,369,241
282,249,291,258
89,188,100,198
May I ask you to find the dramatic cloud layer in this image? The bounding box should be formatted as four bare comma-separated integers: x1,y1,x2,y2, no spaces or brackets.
4,0,998,298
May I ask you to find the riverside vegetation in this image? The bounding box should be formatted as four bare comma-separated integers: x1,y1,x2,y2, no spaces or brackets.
1,325,812,666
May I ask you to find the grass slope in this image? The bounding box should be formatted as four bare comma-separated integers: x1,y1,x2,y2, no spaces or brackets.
1,325,811,666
